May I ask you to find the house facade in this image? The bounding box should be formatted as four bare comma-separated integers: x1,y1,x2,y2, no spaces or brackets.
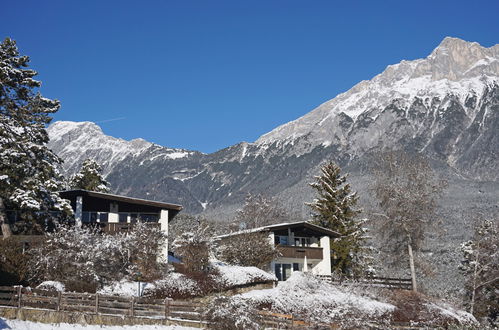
217,221,339,281
59,189,182,260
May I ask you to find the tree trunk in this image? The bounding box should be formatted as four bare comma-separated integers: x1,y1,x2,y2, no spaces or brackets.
407,242,417,292
0,197,13,239
470,244,480,315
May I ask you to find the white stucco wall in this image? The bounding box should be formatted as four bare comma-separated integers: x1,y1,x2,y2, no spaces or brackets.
158,209,169,262
108,202,119,223
312,236,331,275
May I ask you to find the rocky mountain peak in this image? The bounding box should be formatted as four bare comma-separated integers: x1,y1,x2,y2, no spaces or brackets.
256,37,498,145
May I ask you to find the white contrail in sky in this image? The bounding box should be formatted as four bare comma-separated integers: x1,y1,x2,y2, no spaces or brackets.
95,117,127,124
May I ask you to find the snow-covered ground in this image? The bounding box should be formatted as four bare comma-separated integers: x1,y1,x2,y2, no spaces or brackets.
0,318,197,330
239,272,394,323
211,272,477,327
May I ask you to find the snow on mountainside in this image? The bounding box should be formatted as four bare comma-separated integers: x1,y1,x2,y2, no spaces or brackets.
48,121,197,177
257,37,499,146
47,37,499,214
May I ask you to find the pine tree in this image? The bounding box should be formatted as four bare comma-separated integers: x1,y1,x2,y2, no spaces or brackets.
0,38,72,238
306,161,369,276
69,158,110,192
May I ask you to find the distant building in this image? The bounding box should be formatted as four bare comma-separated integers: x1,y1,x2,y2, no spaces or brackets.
217,221,339,281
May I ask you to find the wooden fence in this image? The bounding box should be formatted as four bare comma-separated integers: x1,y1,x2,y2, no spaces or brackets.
319,275,413,290
0,286,203,322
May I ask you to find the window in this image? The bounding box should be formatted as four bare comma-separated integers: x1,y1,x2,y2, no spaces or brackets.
275,263,300,281
294,237,312,247
276,235,289,245
274,264,282,281
282,264,292,281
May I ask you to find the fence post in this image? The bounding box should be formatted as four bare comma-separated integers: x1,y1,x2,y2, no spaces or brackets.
165,298,170,319
57,291,61,311
17,286,22,308
130,297,135,317
95,293,99,314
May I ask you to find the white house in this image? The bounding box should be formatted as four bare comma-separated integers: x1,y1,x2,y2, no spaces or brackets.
217,221,339,281
59,189,182,261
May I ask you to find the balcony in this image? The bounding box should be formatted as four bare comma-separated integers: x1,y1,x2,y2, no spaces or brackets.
277,245,323,260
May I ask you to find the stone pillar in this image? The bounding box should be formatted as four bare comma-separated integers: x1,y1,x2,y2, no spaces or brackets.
303,255,308,272
75,196,83,227
108,202,119,223
158,210,169,262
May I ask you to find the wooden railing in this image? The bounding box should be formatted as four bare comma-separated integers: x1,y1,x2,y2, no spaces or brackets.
277,245,323,259
318,275,413,290
0,286,203,322
83,222,161,234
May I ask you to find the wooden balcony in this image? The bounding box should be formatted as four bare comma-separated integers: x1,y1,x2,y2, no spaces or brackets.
277,245,323,260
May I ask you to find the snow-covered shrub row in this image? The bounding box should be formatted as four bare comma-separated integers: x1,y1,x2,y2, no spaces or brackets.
30,223,166,291
141,264,276,299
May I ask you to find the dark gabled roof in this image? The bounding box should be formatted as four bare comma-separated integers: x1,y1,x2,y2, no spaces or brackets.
59,189,182,211
216,221,340,239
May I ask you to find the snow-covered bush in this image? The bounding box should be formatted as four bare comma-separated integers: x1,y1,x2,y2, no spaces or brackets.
172,224,212,273
30,222,167,291
36,281,65,292
214,232,280,270
123,221,167,281
143,273,202,299
388,289,477,327
205,296,261,330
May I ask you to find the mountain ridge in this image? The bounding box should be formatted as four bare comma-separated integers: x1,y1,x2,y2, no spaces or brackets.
48,37,499,214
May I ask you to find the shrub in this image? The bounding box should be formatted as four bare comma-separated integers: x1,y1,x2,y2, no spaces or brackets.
205,296,262,330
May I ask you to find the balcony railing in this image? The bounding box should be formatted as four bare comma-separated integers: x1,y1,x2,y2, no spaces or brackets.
277,245,323,260
83,222,161,234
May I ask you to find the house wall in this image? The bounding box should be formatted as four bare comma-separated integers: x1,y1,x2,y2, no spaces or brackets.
159,209,169,262
312,236,331,275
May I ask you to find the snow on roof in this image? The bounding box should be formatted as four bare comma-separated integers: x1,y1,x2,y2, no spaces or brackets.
215,221,340,239
214,263,277,286
59,189,182,211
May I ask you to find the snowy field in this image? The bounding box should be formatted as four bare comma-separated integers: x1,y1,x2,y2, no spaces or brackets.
0,318,197,330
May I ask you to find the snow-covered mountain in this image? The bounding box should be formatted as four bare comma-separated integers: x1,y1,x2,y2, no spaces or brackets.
48,37,498,216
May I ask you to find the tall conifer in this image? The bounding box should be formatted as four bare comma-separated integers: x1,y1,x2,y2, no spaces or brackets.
0,38,72,237
307,161,369,276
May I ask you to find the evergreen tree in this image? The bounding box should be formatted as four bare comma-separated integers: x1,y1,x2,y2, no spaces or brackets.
69,158,110,192
0,38,72,237
306,161,369,276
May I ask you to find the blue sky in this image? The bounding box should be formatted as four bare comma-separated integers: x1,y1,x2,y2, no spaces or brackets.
2,1,498,153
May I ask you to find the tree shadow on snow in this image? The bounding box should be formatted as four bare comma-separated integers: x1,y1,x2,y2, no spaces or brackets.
0,318,11,329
